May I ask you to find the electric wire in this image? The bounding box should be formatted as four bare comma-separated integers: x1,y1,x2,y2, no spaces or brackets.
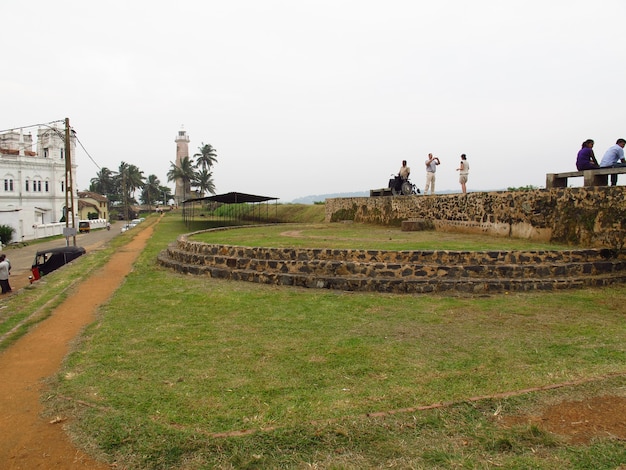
0,120,102,171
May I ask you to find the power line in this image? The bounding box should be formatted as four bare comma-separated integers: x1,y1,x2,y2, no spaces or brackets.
0,120,65,134
75,136,101,171
0,119,102,171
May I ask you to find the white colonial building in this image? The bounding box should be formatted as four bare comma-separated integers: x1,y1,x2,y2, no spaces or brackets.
0,123,78,242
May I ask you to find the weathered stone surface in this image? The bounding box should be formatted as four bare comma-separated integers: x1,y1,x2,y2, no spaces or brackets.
401,219,434,231
156,227,626,294
325,187,626,248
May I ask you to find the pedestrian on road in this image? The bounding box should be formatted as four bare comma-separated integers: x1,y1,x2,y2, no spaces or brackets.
0,254,12,294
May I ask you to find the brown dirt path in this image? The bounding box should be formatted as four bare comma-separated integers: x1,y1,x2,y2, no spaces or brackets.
0,224,154,469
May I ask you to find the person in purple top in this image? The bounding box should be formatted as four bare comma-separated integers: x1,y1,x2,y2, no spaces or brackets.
576,139,599,170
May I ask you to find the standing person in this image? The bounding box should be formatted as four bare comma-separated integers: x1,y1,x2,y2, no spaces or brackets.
599,138,626,186
0,254,11,294
424,153,440,195
576,139,599,170
456,154,469,194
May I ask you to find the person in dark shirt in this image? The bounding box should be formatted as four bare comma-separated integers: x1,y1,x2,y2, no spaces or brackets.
576,139,599,170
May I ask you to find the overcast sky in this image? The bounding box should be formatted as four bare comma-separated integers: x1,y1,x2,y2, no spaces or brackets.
2,1,625,202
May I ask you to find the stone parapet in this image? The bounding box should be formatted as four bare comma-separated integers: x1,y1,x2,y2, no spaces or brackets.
324,187,626,248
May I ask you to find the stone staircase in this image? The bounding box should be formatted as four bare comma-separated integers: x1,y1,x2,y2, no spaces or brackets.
157,233,626,294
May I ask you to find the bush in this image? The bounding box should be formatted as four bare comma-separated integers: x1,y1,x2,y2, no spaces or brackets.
0,224,15,245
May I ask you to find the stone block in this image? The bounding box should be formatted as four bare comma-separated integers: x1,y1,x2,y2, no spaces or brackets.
401,219,434,231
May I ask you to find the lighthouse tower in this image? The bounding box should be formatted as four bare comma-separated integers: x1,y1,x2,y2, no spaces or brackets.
174,126,190,205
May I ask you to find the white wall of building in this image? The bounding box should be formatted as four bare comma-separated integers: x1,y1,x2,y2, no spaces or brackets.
0,124,78,243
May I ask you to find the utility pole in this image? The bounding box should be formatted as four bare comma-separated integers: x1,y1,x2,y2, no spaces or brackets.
64,117,77,246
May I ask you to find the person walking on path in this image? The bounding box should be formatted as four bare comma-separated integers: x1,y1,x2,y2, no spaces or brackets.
456,154,469,194
424,153,440,195
0,254,11,294
599,138,626,186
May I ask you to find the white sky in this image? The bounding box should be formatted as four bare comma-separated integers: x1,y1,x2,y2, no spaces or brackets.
2,1,625,201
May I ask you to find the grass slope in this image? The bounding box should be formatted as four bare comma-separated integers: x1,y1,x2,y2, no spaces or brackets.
35,209,626,469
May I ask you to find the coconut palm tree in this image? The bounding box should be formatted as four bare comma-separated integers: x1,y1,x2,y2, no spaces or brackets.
140,174,162,209
117,162,145,204
193,168,216,197
159,185,173,206
194,143,218,171
89,167,116,198
167,156,196,203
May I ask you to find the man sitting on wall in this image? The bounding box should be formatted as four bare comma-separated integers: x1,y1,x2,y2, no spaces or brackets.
600,138,626,186
389,160,410,193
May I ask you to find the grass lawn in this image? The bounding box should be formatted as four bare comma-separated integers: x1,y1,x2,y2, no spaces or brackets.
189,223,572,251
41,211,626,469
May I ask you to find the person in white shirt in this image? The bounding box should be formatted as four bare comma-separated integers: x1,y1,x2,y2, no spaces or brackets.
398,160,410,180
0,254,11,294
456,154,470,194
599,138,626,186
424,153,440,195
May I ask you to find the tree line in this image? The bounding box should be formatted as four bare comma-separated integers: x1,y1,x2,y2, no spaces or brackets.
88,143,218,216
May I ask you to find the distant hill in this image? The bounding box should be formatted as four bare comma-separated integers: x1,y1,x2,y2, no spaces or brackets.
290,192,368,204
290,188,509,204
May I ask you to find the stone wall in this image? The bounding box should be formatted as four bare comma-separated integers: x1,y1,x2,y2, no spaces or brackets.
158,232,626,294
325,187,626,248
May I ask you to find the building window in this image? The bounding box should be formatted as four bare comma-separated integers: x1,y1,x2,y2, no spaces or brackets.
4,179,14,191
25,180,30,191
61,181,64,192
60,148,65,159
45,181,49,192
43,148,49,158
37,180,42,192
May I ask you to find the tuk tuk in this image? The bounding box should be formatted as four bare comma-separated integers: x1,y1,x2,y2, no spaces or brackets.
31,246,86,279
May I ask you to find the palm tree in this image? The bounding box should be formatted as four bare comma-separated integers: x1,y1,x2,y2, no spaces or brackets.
167,156,196,203
140,174,161,209
194,143,218,171
117,162,145,219
193,168,216,197
117,163,145,202
159,185,173,206
89,167,116,197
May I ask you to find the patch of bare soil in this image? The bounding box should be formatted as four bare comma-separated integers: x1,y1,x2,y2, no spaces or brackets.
500,395,626,444
0,226,154,469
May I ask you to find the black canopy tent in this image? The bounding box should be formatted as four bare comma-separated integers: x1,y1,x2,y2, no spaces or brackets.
181,192,279,227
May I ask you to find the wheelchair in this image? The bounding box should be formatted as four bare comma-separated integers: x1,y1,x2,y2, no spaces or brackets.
389,175,420,196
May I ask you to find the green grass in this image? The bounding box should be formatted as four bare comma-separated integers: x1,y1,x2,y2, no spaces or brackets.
190,223,572,251
36,210,626,469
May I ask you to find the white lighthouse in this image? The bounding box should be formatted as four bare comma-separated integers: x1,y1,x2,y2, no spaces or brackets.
174,126,190,205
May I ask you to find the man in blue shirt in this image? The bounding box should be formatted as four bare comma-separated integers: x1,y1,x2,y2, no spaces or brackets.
600,138,626,186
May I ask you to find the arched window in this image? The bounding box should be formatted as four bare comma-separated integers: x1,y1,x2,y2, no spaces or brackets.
3,175,15,192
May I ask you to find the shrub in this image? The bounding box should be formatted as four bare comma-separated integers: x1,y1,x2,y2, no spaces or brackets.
0,224,15,245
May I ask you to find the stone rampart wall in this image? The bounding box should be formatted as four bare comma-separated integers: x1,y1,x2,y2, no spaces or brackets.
324,187,626,248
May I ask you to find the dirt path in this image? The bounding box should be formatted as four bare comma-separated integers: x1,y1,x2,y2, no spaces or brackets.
0,224,154,469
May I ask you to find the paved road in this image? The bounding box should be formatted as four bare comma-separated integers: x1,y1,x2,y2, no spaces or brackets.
2,220,124,291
